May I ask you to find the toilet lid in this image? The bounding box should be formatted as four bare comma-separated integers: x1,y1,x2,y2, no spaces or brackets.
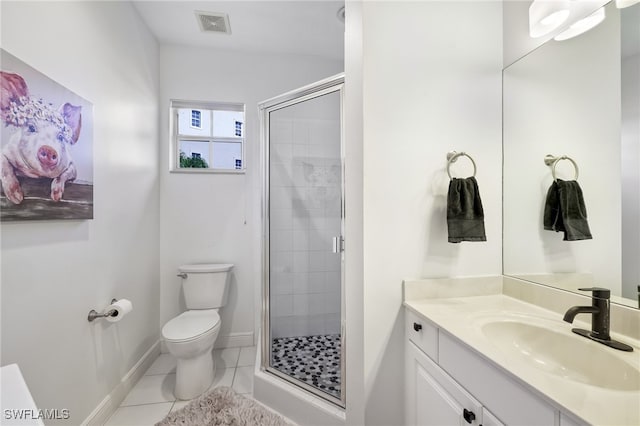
162,310,220,342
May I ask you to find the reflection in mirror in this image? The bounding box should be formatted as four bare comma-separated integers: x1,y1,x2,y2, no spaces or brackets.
503,2,640,308
621,2,640,306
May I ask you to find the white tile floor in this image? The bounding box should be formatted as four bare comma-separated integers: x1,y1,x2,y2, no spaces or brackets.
104,346,256,426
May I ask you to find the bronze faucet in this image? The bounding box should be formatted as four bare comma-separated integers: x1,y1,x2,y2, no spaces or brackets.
563,287,633,352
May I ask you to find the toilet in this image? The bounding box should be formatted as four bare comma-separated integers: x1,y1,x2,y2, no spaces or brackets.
161,263,233,400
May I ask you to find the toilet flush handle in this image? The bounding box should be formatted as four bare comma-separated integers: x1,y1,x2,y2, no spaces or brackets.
177,272,188,279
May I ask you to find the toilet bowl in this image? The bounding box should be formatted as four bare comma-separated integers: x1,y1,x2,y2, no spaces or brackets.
162,310,221,400
161,263,232,400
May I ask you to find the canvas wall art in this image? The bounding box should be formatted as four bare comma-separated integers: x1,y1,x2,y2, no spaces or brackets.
1,49,93,221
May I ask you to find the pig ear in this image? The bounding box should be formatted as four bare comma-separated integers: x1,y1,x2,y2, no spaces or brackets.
59,103,82,144
1,71,29,111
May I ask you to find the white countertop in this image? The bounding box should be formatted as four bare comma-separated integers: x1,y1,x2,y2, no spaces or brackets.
405,294,640,426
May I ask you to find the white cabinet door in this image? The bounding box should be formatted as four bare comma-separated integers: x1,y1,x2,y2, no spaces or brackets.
482,408,505,426
560,413,587,426
415,361,466,425
407,341,482,426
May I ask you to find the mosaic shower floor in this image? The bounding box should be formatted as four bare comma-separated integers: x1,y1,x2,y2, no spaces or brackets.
271,334,341,399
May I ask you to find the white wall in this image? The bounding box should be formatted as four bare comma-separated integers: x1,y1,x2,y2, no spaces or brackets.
159,45,343,348
503,4,622,295
359,2,503,424
0,1,160,424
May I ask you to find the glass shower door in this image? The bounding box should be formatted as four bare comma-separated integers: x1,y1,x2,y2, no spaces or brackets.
261,75,344,406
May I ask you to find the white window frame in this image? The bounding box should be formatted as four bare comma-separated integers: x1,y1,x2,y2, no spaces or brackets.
170,100,245,174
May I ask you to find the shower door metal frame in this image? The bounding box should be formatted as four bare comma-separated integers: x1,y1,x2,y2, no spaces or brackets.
259,73,346,408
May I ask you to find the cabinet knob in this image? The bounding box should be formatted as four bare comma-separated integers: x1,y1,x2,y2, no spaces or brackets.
413,322,423,332
463,408,476,424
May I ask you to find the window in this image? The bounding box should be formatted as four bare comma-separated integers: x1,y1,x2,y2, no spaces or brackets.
171,100,245,173
190,110,202,129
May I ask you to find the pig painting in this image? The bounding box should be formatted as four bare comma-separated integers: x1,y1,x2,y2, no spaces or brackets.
1,71,81,204
1,49,93,221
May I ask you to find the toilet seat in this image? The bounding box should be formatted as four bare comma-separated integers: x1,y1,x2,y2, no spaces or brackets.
162,310,220,343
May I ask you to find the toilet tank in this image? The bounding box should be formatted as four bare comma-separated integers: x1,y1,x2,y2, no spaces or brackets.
179,263,233,310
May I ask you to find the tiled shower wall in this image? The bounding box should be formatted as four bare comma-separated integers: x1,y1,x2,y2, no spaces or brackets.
269,92,342,339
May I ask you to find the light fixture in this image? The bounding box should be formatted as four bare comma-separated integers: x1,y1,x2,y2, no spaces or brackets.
529,0,571,38
554,7,606,41
616,0,640,8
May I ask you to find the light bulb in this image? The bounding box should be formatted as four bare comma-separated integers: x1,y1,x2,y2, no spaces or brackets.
554,7,606,41
529,0,571,38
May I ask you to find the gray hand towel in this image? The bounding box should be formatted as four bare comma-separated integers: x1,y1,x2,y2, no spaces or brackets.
543,181,563,232
543,179,592,241
447,177,486,243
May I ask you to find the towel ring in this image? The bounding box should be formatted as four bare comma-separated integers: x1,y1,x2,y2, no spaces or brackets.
447,151,477,179
544,154,579,181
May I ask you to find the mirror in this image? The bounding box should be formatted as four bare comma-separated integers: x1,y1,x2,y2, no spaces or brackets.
503,1,640,308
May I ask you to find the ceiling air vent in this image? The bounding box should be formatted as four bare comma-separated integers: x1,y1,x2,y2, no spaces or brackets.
195,11,231,35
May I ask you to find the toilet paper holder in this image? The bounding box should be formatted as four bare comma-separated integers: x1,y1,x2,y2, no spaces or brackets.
87,299,118,322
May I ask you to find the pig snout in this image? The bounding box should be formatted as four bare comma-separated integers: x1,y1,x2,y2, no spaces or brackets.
37,145,59,169
13,123,70,177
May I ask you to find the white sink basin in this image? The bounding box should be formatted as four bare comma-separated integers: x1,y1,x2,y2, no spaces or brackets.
480,318,640,391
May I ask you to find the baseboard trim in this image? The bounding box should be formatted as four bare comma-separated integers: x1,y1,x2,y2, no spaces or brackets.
159,332,255,354
214,332,254,349
82,340,161,426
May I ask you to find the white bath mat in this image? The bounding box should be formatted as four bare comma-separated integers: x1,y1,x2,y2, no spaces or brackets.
155,386,292,426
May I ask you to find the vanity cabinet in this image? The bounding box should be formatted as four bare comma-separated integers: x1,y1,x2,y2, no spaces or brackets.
405,308,584,426
406,340,502,426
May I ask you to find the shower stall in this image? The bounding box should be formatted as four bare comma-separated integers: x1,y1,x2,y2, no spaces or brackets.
259,74,345,407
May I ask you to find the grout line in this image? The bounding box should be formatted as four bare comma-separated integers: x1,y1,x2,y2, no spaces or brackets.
214,347,241,369
230,366,238,389
117,400,176,409
233,347,241,367
144,371,177,376
119,400,176,408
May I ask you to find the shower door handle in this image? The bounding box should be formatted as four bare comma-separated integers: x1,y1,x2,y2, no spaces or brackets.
332,236,344,253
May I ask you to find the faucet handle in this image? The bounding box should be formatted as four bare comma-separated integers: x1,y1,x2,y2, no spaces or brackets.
578,287,611,299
